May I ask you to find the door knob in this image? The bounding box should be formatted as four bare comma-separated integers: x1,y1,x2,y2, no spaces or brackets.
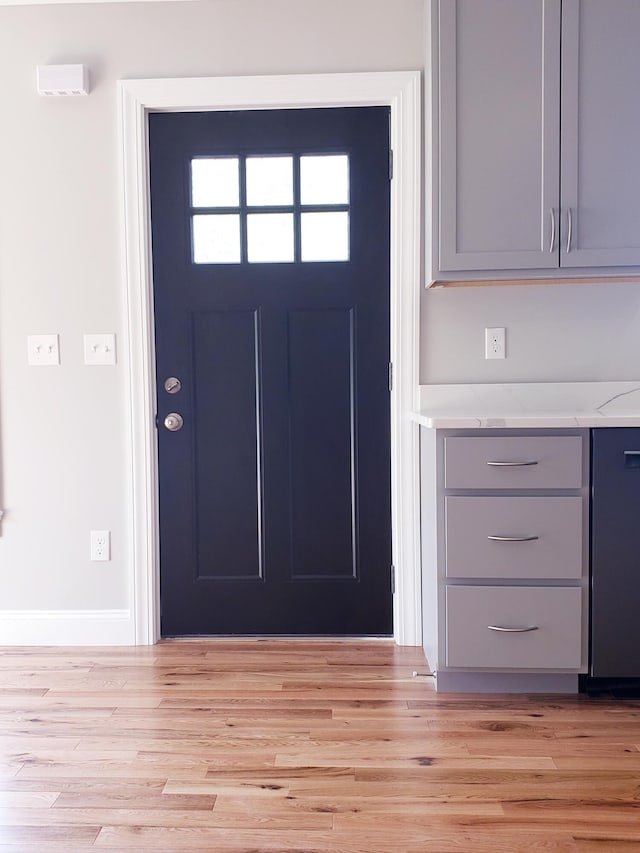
164,413,184,432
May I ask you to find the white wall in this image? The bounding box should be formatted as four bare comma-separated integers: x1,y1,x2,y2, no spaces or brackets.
0,0,424,639
6,0,636,641
421,283,640,384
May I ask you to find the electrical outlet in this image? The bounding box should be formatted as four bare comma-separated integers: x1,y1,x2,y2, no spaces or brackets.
485,327,506,360
90,530,110,561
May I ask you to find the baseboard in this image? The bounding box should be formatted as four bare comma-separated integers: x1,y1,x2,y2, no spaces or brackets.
435,670,580,694
0,610,134,646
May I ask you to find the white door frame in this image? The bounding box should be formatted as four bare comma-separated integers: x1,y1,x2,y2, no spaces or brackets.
119,71,422,645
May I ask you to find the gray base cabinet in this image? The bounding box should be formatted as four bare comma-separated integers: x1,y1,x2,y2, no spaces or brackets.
435,0,640,274
421,428,589,693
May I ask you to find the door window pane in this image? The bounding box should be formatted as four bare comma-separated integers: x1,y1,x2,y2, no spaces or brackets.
191,158,240,208
247,213,294,263
300,155,349,205
193,214,241,264
301,211,350,262
246,156,294,206
189,152,353,264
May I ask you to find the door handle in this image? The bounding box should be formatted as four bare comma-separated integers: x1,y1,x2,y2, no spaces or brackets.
164,413,184,432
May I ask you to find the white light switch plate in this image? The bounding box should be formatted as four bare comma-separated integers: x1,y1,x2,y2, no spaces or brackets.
84,334,116,366
27,334,60,366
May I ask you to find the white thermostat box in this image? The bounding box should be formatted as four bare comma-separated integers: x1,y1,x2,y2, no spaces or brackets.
37,64,90,97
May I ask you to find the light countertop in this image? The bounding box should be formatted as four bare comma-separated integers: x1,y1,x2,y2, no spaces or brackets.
411,382,640,429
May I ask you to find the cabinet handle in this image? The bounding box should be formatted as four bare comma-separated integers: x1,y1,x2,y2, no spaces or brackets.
487,535,539,542
486,460,538,467
566,207,573,253
549,208,556,253
487,625,539,633
623,450,640,455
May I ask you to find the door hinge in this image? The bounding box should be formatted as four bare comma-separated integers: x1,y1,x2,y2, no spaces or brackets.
389,149,394,181
391,564,396,595
388,362,393,392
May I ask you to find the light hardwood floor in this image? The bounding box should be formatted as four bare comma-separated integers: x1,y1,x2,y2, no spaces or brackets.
0,640,639,851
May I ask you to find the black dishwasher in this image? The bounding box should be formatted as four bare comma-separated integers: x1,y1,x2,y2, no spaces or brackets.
590,427,640,682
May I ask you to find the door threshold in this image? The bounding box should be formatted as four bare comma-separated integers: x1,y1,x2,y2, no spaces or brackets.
160,635,395,642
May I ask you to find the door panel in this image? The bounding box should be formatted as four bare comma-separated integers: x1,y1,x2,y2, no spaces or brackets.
561,0,640,266
192,309,261,581
438,0,561,271
149,107,392,636
288,308,356,581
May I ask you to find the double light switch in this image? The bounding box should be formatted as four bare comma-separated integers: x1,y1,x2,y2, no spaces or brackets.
27,334,117,365
27,334,60,365
83,334,116,365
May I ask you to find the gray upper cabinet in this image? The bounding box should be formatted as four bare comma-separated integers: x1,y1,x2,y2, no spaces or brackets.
438,0,561,272
437,0,640,274
560,0,640,267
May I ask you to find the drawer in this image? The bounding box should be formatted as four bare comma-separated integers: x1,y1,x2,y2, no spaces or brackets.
446,586,582,669
444,436,583,489
445,496,583,579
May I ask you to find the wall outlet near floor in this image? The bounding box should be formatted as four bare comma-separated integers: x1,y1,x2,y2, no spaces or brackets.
485,327,506,360
90,530,111,561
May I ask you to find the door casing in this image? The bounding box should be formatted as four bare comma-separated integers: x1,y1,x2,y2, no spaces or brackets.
119,71,422,645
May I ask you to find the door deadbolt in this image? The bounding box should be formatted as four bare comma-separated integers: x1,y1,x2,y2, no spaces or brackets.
164,413,184,432
164,377,182,394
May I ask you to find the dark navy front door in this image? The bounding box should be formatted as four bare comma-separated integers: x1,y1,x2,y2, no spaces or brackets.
149,106,392,635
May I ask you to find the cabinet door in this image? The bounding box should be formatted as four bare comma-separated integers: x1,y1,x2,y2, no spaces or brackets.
438,0,561,271
561,0,640,267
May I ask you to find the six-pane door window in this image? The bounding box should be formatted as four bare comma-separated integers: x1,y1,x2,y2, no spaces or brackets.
191,154,350,264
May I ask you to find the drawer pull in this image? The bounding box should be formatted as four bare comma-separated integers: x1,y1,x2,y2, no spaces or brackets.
487,624,539,633
486,460,538,467
487,535,539,542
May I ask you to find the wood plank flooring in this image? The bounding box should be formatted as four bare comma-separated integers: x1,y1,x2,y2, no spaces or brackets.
0,640,639,851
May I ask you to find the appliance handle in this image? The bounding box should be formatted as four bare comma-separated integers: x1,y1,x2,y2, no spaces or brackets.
623,450,640,469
